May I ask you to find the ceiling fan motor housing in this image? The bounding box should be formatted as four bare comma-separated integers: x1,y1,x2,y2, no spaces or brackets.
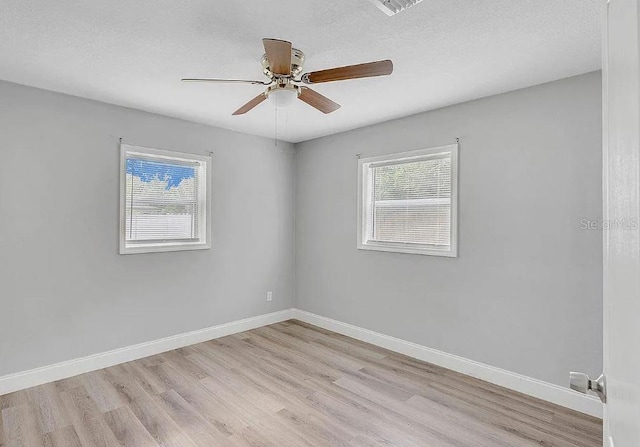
262,48,305,79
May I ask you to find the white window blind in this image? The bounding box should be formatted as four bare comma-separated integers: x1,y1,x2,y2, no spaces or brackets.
120,145,211,254
125,157,200,242
358,145,458,256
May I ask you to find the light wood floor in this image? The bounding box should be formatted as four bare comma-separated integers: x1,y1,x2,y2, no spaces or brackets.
0,320,602,447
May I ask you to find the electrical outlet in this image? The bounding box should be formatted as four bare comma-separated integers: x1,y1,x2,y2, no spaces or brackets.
266,291,273,302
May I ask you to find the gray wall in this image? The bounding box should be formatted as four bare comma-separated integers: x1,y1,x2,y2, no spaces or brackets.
0,72,603,388
295,72,603,387
0,81,295,377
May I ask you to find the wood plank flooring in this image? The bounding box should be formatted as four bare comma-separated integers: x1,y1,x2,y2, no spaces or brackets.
0,320,602,446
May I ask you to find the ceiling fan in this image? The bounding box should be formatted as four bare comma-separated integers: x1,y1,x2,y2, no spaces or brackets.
182,38,393,116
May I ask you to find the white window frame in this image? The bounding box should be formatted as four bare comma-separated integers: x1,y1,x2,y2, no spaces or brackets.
119,144,212,255
357,144,458,257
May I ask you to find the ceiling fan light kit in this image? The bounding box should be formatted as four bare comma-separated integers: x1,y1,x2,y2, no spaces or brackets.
267,83,299,107
182,38,393,116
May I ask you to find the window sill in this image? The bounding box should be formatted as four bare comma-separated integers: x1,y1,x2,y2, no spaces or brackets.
357,241,457,257
119,241,211,255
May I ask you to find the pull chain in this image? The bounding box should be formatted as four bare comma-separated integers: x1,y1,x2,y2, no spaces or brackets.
274,93,279,147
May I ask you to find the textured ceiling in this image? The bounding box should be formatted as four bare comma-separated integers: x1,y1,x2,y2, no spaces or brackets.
0,0,601,143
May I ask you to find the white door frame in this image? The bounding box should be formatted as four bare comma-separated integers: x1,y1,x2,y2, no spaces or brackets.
602,0,640,445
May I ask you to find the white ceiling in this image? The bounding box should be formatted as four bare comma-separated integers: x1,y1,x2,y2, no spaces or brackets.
0,0,601,143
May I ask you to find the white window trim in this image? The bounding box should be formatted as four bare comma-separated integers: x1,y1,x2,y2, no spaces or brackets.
357,144,458,257
119,144,212,255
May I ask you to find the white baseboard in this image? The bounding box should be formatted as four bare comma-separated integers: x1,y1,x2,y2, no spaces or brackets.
0,307,603,419
0,309,294,396
291,309,603,418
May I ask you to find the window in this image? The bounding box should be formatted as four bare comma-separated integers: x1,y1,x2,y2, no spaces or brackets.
119,144,211,254
357,144,458,257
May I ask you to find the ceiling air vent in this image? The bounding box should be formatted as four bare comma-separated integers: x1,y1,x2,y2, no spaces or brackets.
368,0,424,16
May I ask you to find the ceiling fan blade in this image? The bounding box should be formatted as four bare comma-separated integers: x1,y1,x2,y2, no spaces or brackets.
263,38,292,76
232,93,267,115
182,78,269,85
298,87,341,114
301,60,393,84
